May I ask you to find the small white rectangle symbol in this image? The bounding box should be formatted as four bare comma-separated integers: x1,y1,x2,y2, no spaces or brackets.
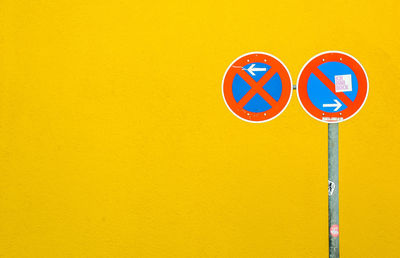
335,74,352,92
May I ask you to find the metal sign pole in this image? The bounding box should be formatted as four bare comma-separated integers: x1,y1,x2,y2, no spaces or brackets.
328,123,339,257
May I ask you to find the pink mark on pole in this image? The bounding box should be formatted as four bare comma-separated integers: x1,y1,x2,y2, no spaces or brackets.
330,224,339,237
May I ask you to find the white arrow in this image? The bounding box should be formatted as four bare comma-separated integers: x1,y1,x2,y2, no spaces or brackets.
323,99,342,112
245,64,267,76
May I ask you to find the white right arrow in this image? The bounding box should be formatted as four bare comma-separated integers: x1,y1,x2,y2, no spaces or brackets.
323,99,342,112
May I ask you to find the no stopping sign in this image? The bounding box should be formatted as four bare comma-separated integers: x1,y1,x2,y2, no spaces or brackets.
222,52,292,123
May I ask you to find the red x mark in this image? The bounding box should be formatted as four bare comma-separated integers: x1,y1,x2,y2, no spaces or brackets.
235,67,278,107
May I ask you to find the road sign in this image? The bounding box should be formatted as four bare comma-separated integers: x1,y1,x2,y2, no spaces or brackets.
222,52,292,123
297,51,368,123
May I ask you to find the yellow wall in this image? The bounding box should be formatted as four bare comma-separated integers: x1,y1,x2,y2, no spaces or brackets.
1,0,399,257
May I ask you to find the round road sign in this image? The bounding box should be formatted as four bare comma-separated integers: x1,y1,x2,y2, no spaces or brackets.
297,51,368,123
222,52,292,123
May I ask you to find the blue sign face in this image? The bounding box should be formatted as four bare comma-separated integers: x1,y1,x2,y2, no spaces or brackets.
297,51,368,123
307,61,358,113
232,62,283,113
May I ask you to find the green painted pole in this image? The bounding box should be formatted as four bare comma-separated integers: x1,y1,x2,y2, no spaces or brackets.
328,123,339,257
